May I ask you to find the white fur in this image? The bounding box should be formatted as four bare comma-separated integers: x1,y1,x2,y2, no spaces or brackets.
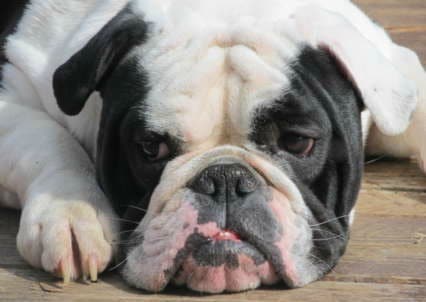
0,0,424,284
0,0,126,279
365,46,426,172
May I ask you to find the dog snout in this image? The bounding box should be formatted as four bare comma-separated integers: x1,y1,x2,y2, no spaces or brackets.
189,164,259,202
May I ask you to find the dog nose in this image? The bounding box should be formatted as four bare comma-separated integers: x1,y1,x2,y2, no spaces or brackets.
189,164,259,201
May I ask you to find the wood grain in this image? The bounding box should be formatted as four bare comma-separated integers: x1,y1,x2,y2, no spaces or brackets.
0,267,425,302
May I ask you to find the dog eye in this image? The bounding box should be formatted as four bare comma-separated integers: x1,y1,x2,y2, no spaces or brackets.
278,133,315,157
137,140,170,161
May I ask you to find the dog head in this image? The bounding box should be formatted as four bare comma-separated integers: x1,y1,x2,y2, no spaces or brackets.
53,1,418,293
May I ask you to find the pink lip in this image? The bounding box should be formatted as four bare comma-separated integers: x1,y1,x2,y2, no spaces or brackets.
211,230,241,241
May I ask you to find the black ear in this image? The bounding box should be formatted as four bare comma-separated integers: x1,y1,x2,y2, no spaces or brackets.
53,6,148,116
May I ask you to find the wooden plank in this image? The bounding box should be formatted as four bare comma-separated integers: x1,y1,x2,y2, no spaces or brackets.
360,161,426,217
332,161,426,284
354,0,426,28
0,267,425,302
363,160,426,192
357,190,426,217
328,216,426,284
364,160,421,176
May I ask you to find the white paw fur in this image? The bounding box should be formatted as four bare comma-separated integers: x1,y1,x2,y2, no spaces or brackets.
17,197,118,282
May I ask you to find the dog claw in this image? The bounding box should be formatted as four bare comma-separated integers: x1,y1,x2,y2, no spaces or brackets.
89,256,98,282
60,261,71,284
82,273,89,282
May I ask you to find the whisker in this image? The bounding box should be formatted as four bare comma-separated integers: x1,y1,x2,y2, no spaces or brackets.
365,155,386,165
110,242,139,247
111,238,139,245
112,229,136,236
310,228,340,237
309,215,349,227
313,234,345,241
109,217,141,225
126,205,147,213
109,257,130,272
309,253,332,272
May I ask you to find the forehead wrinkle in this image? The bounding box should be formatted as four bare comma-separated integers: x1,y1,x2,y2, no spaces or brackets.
229,23,298,66
171,46,227,95
176,46,228,147
141,24,296,149
226,44,291,138
140,36,213,94
228,45,286,85
145,42,229,145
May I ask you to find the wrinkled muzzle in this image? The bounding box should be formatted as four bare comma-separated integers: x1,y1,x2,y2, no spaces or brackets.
123,150,321,293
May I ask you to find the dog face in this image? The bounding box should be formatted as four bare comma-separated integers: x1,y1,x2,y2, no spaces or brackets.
53,2,418,293
115,47,364,292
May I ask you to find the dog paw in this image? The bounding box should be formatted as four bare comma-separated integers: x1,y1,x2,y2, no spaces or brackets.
17,200,118,282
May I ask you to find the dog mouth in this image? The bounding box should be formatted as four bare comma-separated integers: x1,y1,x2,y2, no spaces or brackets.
167,227,281,293
211,229,241,241
123,186,316,293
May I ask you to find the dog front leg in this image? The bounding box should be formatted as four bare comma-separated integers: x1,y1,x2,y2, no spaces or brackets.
0,95,119,282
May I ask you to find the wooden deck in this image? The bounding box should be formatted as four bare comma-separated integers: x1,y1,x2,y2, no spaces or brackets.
1,1,426,301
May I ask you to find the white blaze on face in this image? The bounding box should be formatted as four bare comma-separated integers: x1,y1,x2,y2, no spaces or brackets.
135,12,299,152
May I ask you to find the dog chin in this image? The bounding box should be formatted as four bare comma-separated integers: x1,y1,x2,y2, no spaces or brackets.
122,187,319,293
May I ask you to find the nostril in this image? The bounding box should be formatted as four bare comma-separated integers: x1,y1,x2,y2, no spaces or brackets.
190,174,216,195
236,177,259,195
204,177,216,195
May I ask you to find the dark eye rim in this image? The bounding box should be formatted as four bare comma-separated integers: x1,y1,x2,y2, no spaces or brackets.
133,132,173,163
277,132,316,158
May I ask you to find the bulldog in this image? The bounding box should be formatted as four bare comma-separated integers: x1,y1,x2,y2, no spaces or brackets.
0,0,425,294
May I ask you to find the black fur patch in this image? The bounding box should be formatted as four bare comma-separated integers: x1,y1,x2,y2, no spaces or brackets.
53,5,149,116
0,0,29,83
250,45,364,272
